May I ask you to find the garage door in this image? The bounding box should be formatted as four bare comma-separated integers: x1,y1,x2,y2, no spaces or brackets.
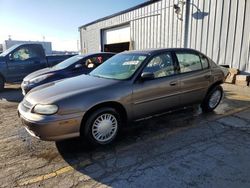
103,25,131,53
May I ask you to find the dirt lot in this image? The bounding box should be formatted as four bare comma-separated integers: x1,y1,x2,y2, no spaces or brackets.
0,84,250,188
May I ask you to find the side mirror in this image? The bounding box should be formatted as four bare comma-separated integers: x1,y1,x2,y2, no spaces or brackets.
141,72,154,80
9,54,14,61
74,64,83,69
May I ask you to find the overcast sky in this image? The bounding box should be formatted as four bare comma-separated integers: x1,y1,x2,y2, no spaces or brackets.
0,0,145,51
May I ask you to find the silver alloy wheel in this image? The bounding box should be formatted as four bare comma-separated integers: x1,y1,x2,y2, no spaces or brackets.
209,90,222,109
92,113,118,143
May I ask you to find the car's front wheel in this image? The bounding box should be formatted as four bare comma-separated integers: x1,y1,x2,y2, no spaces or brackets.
201,85,223,112
84,107,121,145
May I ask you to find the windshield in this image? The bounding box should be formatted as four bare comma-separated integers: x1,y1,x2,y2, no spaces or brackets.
53,55,85,69
89,53,148,80
0,44,20,57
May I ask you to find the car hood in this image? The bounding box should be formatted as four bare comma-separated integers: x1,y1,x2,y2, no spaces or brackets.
25,75,119,104
23,67,57,81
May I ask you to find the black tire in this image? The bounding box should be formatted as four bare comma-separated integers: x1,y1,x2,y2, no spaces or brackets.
0,77,4,92
201,85,223,112
83,107,121,145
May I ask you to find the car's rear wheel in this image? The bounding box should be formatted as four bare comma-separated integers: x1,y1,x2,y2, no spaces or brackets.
0,77,4,92
84,107,121,145
201,85,223,112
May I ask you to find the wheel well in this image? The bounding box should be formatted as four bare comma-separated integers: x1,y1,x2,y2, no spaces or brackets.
80,101,128,134
207,80,223,94
202,80,223,104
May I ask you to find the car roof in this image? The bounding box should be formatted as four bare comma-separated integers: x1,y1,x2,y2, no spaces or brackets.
120,48,204,56
77,52,116,58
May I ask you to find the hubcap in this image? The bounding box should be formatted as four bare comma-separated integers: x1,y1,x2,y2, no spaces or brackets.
209,90,222,108
92,113,118,142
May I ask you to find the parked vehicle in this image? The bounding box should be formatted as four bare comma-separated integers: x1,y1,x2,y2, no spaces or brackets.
0,43,75,91
21,52,115,95
18,48,226,145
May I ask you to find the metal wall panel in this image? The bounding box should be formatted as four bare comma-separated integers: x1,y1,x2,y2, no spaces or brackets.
206,0,216,58
241,0,250,72
80,0,250,72
80,0,183,52
232,0,245,70
186,0,250,72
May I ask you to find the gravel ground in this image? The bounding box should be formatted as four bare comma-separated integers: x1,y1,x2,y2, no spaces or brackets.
0,84,250,188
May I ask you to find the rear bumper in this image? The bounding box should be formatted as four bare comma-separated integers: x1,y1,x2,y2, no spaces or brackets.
18,103,83,141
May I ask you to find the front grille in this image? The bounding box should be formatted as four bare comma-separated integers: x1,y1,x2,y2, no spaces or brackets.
21,118,36,128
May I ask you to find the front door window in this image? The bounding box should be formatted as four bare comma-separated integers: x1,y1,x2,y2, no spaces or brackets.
11,47,39,62
85,55,104,68
143,53,175,78
13,47,30,61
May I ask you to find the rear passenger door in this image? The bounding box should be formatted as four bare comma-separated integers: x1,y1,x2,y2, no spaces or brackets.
175,51,211,106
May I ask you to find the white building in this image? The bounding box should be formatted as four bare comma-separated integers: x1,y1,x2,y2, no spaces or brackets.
79,0,250,72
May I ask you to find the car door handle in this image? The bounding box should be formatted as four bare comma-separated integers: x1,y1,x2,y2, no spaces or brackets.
170,81,177,86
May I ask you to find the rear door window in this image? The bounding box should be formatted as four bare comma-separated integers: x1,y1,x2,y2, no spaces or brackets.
176,52,202,73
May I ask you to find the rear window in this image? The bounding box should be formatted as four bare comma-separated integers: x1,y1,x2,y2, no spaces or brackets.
176,53,202,73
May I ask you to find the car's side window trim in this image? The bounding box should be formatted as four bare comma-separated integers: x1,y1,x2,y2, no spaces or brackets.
171,51,180,73
199,54,210,70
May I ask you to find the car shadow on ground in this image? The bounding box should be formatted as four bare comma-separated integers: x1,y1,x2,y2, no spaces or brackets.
56,106,199,151
0,87,23,102
55,106,209,185
55,88,250,186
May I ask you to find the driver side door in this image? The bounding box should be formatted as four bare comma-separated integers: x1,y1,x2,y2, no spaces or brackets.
132,51,181,120
7,47,32,82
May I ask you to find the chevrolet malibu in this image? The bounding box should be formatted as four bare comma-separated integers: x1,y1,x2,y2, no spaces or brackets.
18,48,226,145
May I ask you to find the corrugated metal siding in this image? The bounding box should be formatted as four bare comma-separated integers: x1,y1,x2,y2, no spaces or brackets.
80,0,183,53
186,0,250,72
80,0,250,72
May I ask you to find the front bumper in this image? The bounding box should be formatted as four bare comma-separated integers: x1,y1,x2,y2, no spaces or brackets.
18,102,83,141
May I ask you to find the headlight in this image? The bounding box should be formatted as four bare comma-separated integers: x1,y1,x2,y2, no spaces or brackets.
33,104,58,115
29,74,53,84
